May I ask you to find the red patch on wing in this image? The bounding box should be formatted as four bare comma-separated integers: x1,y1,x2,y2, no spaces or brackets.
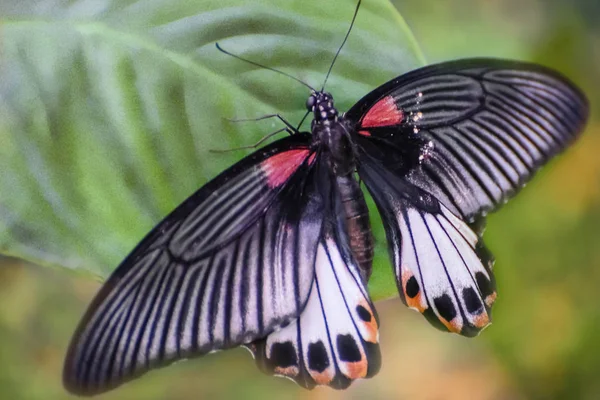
361,96,403,128
358,130,371,136
261,149,311,188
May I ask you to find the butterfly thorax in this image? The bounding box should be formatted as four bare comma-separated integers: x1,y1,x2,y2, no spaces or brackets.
308,91,355,176
308,91,374,280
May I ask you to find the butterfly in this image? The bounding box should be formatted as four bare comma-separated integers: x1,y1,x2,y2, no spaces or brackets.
62,4,588,396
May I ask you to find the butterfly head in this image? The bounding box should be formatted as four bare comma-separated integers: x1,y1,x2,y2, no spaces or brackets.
307,91,338,124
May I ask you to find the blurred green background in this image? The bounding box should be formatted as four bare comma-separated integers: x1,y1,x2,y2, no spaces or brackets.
0,0,599,399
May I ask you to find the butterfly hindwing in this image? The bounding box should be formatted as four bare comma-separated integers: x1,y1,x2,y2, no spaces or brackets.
247,166,381,389
63,134,324,395
395,202,496,336
359,159,496,336
348,59,588,222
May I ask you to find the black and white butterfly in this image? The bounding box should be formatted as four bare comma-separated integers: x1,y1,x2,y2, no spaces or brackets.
63,3,588,396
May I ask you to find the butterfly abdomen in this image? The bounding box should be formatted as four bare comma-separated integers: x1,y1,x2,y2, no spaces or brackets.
309,92,374,280
336,174,374,280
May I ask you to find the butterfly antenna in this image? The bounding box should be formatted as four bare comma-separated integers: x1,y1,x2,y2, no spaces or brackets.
321,0,362,91
216,43,316,92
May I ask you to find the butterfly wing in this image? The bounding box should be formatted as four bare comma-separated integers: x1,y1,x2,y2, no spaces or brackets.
348,59,587,335
347,59,588,222
63,133,324,395
247,161,381,389
359,158,495,336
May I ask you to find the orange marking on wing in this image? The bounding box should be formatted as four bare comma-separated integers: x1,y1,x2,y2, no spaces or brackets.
440,317,462,334
310,370,335,385
401,269,426,312
342,359,368,380
485,292,497,307
358,300,379,343
472,311,490,329
358,130,371,136
274,366,299,377
361,96,404,128
261,149,310,188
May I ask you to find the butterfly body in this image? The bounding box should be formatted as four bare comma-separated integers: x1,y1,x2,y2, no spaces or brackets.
307,90,375,279
333,173,374,280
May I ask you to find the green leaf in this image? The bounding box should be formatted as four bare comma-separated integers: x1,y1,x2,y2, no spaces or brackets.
0,0,424,300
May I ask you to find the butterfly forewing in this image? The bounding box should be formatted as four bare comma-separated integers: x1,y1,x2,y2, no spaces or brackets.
348,59,588,221
63,134,324,395
350,59,586,335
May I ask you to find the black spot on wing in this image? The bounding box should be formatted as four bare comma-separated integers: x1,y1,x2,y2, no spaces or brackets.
406,276,420,298
434,294,457,322
270,342,298,368
463,287,483,314
307,341,329,373
475,272,494,299
336,335,361,363
355,305,372,322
